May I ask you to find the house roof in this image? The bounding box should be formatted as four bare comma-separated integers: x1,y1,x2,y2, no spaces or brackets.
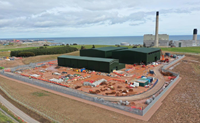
58,55,117,62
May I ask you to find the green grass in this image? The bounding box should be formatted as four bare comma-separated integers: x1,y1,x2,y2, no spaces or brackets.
160,47,200,54
0,45,133,52
32,92,49,97
70,45,134,49
0,111,15,123
0,103,23,123
0,46,39,51
1,44,200,54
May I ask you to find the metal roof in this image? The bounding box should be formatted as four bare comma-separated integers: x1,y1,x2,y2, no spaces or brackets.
119,48,161,53
58,55,117,62
94,47,128,51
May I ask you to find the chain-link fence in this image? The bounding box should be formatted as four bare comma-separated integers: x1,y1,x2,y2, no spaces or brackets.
0,72,143,116
0,85,61,123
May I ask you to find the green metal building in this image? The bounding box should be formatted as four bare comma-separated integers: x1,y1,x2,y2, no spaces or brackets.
80,47,128,58
58,55,125,73
112,48,161,65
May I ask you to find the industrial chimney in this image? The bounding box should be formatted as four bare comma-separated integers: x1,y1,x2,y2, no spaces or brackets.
154,11,159,47
193,29,197,45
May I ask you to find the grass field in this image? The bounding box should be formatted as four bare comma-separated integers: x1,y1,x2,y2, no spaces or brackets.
0,111,15,123
1,45,200,58
161,47,200,53
32,92,49,97
0,45,132,52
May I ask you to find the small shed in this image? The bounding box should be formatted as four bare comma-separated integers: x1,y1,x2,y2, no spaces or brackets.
135,79,149,87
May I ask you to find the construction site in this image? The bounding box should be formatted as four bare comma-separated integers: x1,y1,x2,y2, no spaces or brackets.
2,47,182,116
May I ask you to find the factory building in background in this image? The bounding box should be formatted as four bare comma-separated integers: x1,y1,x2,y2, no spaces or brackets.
143,11,199,47
143,11,170,47
174,29,199,47
143,34,170,47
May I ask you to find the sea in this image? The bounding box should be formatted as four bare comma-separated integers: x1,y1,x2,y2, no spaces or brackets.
1,35,195,45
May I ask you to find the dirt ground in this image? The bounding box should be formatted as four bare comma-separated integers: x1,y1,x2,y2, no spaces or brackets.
0,51,80,68
0,55,199,123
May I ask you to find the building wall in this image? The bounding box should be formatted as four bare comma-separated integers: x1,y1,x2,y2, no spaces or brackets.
58,57,123,73
147,50,161,64
143,40,170,47
80,47,128,58
143,34,169,41
174,40,199,47
80,49,106,58
113,51,147,64
113,50,160,65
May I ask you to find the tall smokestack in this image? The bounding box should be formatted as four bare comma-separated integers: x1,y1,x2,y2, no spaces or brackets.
193,28,197,45
154,11,159,47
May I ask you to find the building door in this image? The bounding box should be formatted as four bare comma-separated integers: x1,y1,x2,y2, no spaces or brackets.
179,42,181,47
155,56,157,61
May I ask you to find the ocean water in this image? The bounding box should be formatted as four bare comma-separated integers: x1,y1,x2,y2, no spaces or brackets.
1,35,195,45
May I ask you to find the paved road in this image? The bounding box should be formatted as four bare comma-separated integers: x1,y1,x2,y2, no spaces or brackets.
0,95,40,123
0,108,19,123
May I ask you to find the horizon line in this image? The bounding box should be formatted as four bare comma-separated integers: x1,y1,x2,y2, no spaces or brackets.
0,35,195,39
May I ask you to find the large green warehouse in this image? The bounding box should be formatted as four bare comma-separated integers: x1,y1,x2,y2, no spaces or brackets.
58,55,125,73
112,48,161,65
80,47,128,58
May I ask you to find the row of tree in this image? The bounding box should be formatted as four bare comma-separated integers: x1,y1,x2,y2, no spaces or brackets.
10,46,78,57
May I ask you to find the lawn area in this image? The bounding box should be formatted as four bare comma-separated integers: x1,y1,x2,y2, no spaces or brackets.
0,45,134,52
0,111,15,123
161,47,200,53
1,44,199,56
70,45,134,49
0,46,39,51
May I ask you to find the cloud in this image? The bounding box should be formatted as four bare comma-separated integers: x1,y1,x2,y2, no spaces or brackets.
0,0,200,37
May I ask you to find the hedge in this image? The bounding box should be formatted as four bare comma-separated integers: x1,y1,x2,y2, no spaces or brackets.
18,52,35,57
10,46,78,57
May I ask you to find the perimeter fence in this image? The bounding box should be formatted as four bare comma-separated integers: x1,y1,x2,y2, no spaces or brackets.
0,55,185,118
0,71,143,116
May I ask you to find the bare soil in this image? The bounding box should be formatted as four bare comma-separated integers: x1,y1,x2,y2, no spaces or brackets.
0,51,79,68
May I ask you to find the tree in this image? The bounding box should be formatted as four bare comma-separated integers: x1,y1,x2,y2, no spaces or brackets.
117,45,120,47
92,45,95,48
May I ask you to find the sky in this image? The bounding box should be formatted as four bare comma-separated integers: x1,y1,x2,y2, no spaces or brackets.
0,0,200,38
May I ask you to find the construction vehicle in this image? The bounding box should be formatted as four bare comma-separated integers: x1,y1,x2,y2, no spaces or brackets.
160,50,169,62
